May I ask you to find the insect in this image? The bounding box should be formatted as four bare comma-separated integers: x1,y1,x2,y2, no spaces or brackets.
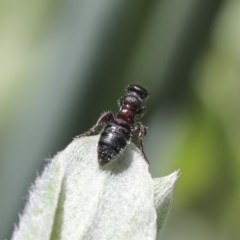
80,84,149,166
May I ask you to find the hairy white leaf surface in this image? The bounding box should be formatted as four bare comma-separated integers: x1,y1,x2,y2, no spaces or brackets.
12,135,178,240
154,171,179,234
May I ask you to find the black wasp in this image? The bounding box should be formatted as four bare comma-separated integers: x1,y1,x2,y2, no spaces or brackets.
80,84,149,166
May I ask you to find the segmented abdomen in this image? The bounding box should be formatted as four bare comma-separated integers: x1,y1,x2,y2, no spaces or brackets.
98,120,131,165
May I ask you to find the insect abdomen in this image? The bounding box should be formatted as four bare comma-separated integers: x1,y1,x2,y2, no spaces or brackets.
98,121,131,165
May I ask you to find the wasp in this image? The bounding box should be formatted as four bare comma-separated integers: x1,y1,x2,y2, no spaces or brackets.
80,84,149,166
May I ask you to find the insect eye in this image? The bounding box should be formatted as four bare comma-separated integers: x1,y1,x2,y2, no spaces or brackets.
127,84,148,99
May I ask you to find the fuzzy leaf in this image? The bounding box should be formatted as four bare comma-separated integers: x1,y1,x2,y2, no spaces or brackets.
12,135,178,240
154,170,179,232
12,154,65,240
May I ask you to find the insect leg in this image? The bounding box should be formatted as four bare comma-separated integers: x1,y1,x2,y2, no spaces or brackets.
132,123,149,163
135,107,146,120
77,111,114,137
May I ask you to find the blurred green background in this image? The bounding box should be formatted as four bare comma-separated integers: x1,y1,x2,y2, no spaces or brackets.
0,0,240,239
